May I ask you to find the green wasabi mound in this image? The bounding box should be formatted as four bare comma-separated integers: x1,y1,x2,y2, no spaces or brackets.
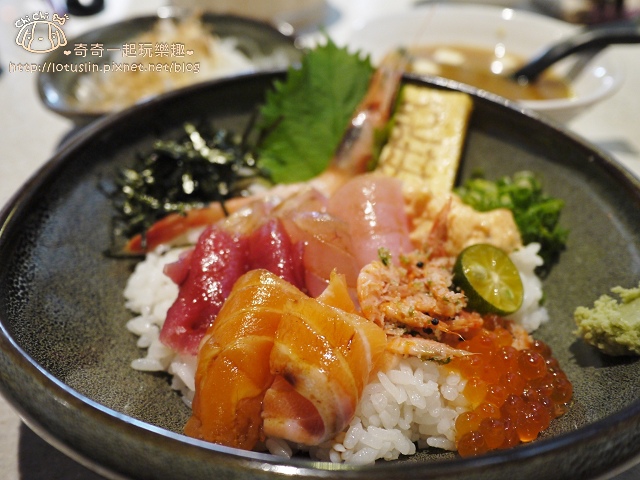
574,283,640,356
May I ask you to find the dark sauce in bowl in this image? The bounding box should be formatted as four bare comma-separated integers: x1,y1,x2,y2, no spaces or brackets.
408,44,574,101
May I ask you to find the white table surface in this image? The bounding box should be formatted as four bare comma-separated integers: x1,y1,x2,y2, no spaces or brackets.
0,0,639,478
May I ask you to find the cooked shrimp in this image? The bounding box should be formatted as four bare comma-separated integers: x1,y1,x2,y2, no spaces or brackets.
126,52,408,253
327,51,409,180
357,249,483,339
125,184,301,253
386,336,472,363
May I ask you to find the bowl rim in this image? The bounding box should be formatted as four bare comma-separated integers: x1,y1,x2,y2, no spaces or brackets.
4,70,640,478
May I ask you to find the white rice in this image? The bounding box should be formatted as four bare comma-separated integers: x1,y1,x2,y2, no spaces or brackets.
304,358,467,464
507,242,549,332
123,246,197,405
123,242,547,461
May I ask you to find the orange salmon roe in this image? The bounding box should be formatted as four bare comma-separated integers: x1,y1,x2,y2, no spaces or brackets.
446,315,572,457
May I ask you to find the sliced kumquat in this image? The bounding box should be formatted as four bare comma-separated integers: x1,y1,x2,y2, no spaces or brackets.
453,244,524,316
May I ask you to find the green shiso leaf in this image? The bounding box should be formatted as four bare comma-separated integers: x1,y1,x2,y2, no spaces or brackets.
256,38,374,184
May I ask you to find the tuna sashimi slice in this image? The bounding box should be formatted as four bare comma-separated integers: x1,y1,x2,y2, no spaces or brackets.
246,218,305,291
160,218,306,355
160,225,247,355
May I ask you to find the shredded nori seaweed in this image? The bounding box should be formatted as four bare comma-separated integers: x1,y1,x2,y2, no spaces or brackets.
109,122,271,250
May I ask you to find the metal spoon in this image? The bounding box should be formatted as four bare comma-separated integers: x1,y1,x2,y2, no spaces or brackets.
510,15,640,83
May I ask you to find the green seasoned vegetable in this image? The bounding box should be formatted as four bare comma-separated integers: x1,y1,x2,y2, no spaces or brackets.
455,170,568,273
111,123,270,243
574,283,640,356
256,37,374,184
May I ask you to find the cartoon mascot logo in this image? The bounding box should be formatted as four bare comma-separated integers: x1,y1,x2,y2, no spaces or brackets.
16,13,69,54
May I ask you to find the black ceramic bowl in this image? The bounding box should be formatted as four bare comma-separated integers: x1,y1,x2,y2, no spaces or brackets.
1,72,640,480
37,9,302,125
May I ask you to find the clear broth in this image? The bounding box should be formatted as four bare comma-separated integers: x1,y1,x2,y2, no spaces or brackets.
408,44,573,101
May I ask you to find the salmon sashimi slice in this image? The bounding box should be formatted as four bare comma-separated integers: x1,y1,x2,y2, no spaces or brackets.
263,288,387,445
185,269,305,449
316,270,358,314
261,376,325,444
185,269,386,450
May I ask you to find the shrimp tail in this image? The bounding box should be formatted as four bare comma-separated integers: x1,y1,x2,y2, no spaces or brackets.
124,195,256,253
330,50,409,178
386,336,472,363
